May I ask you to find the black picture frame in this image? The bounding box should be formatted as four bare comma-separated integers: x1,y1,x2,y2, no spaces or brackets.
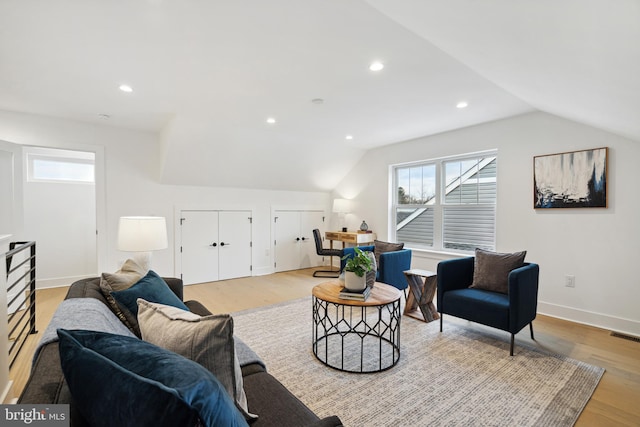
533,147,608,209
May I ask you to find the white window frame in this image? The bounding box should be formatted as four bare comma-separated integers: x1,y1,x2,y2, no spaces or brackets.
26,149,95,184
391,150,497,254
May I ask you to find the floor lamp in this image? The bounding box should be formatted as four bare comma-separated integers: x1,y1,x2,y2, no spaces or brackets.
117,216,168,270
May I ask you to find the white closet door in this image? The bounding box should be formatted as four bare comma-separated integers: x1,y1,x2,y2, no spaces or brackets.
274,210,325,272
274,211,301,272
218,211,252,280
181,211,219,285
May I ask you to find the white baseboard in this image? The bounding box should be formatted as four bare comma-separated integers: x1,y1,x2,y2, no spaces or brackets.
36,274,96,290
538,300,640,338
252,266,273,276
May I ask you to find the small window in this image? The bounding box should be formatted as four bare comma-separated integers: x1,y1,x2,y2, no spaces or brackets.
27,150,95,183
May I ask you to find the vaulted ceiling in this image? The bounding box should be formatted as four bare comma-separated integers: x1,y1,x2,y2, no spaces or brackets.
1,1,637,191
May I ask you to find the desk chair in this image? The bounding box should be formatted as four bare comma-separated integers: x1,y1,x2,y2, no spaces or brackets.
312,229,343,278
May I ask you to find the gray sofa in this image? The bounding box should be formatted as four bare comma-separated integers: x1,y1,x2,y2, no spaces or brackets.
19,277,342,427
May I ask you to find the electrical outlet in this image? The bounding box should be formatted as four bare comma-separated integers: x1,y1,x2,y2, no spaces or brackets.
565,275,575,288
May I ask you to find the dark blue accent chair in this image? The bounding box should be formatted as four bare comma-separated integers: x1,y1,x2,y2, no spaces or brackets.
437,256,540,356
341,245,412,291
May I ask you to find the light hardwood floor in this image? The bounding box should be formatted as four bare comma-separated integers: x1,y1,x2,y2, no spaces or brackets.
8,269,640,426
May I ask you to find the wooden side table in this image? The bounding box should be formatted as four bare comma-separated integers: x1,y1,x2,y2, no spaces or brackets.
403,269,439,323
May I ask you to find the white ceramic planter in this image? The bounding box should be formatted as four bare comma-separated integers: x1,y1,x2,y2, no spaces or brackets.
344,271,366,292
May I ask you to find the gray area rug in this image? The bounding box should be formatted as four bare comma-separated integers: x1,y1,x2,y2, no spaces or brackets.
232,298,604,426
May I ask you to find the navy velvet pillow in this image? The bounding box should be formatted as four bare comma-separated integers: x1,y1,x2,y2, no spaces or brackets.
111,270,188,319
57,329,248,427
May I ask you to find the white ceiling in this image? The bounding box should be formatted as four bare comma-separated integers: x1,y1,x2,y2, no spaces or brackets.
1,1,637,191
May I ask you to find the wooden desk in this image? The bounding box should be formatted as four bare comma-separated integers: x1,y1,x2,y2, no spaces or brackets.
325,231,376,248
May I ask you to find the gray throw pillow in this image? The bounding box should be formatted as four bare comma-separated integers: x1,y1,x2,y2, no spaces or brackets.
470,248,527,294
101,258,147,292
137,299,255,421
373,240,404,268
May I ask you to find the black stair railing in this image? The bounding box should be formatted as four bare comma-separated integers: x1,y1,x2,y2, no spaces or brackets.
6,241,37,369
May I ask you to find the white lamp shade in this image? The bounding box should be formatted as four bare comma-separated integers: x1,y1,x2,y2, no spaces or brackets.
117,216,168,252
332,198,351,214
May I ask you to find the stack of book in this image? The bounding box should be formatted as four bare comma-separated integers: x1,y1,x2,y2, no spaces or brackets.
339,286,371,301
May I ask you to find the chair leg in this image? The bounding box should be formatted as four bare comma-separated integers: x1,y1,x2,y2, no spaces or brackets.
530,322,535,340
312,269,340,278
439,314,443,332
510,334,515,356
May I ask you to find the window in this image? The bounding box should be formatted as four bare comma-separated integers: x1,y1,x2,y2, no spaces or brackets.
392,151,497,253
27,149,95,183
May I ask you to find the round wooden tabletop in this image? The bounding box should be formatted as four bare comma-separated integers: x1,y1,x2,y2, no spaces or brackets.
312,280,402,306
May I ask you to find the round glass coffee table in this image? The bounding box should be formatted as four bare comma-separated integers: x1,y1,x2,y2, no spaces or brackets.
312,280,402,373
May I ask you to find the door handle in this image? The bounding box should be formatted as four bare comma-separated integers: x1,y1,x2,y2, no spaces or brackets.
210,242,217,247
301,237,307,241
296,237,300,241
220,242,229,246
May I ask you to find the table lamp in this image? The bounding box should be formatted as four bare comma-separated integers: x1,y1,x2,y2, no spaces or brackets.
332,198,350,232
117,216,168,269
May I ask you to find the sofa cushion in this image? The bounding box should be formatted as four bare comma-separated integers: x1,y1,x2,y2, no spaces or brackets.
137,299,255,421
111,270,189,335
443,288,510,330
242,366,322,427
373,240,404,268
470,248,526,294
57,329,248,427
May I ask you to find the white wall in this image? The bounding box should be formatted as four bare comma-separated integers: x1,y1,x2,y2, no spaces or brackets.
0,141,23,237
333,112,640,337
0,110,331,281
0,150,13,234
23,178,96,285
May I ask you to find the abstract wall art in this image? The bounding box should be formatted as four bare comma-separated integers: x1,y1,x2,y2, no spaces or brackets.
534,147,608,209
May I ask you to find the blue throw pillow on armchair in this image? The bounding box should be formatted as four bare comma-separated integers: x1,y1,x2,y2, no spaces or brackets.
57,329,249,427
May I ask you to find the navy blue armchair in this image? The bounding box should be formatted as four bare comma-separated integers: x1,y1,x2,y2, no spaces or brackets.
341,245,412,291
437,256,540,355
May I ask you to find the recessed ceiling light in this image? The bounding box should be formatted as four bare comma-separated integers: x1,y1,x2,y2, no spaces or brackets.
266,117,276,124
456,101,468,109
119,84,133,93
369,62,384,71
345,135,353,140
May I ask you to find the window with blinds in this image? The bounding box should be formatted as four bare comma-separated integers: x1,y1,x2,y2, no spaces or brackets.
392,152,497,253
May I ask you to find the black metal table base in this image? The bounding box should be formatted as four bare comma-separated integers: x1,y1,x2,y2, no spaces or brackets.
312,296,401,373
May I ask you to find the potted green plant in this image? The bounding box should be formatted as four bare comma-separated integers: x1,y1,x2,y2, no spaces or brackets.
342,247,374,291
